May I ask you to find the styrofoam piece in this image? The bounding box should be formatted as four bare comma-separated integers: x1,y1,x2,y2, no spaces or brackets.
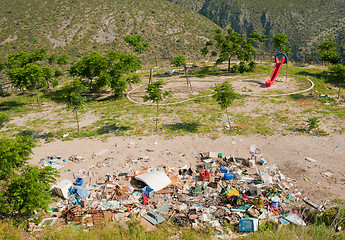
38,217,58,227
208,152,218,158
54,179,73,199
135,171,172,192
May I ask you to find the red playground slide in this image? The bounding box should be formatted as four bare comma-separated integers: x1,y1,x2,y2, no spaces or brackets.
265,54,287,87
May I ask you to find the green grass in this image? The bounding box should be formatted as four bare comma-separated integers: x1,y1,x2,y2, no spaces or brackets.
1,64,345,140
1,218,345,240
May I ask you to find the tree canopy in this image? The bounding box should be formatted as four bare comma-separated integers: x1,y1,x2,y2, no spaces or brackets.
62,80,87,133
69,51,142,97
201,29,266,71
124,35,150,54
318,36,341,65
212,81,239,129
0,136,36,180
272,33,291,55
0,137,58,218
3,48,62,105
170,55,187,67
143,79,172,131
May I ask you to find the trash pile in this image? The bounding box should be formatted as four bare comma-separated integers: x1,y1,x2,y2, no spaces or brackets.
34,145,329,235
40,156,65,170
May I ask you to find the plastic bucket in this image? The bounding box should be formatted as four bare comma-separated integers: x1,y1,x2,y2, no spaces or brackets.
75,178,83,186
271,196,280,207
224,173,234,180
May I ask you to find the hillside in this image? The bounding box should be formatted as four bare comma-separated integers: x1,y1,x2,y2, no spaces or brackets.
168,0,345,62
0,0,219,62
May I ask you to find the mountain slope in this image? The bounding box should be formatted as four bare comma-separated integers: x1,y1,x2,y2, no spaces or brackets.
0,0,219,61
168,0,345,61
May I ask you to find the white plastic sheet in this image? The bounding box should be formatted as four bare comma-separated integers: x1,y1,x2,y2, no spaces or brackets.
135,171,172,192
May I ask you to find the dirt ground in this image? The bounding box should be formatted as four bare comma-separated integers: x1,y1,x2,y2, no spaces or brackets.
128,71,311,104
30,133,345,204
26,72,345,206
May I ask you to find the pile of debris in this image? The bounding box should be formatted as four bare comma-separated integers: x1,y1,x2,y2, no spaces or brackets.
35,145,329,235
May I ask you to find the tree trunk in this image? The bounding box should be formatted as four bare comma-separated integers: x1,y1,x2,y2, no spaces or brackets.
155,103,159,131
89,78,93,92
75,111,80,133
34,85,40,106
228,56,231,72
226,108,231,129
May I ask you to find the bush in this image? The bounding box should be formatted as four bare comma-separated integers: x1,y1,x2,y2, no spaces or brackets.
231,64,240,73
239,62,249,73
249,61,256,72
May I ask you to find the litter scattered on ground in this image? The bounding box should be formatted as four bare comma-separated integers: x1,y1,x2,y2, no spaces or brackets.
31,145,339,236
305,157,317,163
40,156,64,169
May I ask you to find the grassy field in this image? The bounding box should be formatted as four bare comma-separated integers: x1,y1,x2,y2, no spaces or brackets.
1,63,344,142
1,216,345,240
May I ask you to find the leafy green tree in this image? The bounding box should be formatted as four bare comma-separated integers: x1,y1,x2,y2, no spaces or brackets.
57,54,69,65
3,49,55,105
201,29,266,72
62,80,87,133
68,52,108,91
143,79,172,131
272,33,291,55
212,81,239,129
0,136,35,180
318,36,341,65
170,55,187,67
48,53,57,64
69,51,142,97
8,63,50,105
124,35,150,54
0,137,58,218
330,64,345,98
106,51,142,97
2,165,58,217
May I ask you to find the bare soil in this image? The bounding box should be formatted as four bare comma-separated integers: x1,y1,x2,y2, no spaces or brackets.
28,73,345,205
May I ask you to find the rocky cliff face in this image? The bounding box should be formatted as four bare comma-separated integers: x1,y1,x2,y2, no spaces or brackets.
169,0,345,62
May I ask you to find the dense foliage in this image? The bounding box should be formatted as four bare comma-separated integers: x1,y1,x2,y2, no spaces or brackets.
201,29,266,72
69,51,142,97
0,137,58,218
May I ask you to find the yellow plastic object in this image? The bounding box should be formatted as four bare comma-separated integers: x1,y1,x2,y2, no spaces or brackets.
226,189,240,200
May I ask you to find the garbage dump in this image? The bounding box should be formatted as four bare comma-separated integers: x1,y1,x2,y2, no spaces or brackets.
31,147,335,236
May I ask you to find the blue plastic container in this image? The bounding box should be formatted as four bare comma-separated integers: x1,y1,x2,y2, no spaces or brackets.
75,178,83,186
239,218,259,232
220,166,229,173
224,173,234,180
142,186,154,198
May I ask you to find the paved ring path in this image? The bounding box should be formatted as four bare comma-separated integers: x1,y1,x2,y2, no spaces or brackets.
126,75,314,106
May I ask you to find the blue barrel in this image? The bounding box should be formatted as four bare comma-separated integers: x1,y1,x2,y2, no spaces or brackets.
220,166,229,173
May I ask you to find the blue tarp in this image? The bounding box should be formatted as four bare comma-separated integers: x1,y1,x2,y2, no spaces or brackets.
68,185,89,206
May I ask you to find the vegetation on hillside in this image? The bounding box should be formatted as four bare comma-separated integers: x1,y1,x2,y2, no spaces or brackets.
0,0,219,62
168,0,345,62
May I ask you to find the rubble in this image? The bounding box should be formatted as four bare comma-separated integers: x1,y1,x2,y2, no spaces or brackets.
34,148,336,236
